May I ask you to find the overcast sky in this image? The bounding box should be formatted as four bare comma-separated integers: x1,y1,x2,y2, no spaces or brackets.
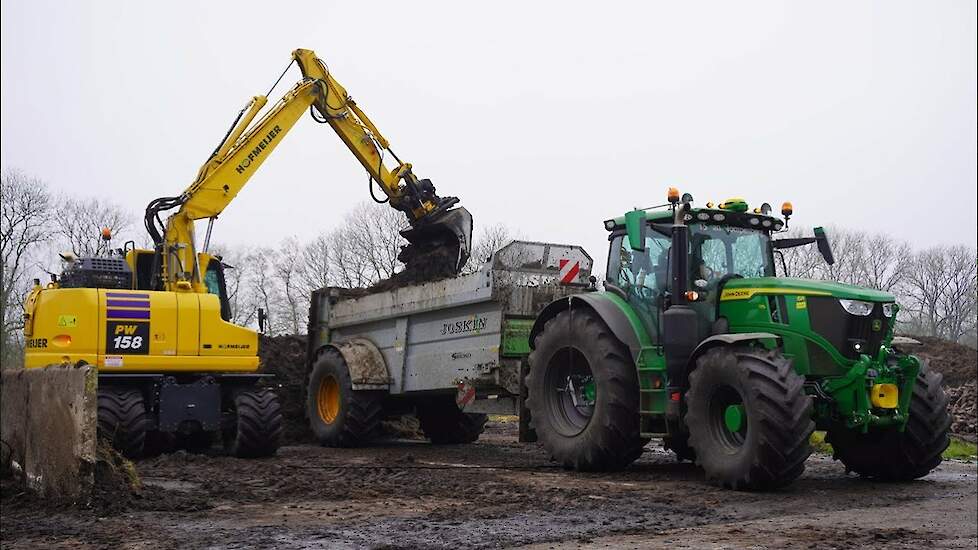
2,1,975,272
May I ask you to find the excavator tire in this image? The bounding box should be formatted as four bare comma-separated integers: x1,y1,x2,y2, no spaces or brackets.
223,388,283,458
416,397,487,444
826,367,950,481
526,309,644,472
97,387,149,459
307,348,384,447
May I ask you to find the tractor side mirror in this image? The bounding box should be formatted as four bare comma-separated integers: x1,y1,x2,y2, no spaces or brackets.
814,227,835,265
624,209,648,251
257,307,267,333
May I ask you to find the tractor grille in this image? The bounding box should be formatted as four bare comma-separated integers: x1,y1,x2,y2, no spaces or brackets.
806,297,889,360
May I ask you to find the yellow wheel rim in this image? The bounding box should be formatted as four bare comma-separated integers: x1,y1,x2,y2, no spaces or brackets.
317,376,341,424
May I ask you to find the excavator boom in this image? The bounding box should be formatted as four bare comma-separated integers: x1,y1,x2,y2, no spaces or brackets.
147,49,472,291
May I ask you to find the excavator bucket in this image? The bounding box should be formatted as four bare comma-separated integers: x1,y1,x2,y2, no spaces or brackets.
398,207,473,280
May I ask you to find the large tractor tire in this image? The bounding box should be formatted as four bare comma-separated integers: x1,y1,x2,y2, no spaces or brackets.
686,347,814,490
97,387,149,459
526,309,644,471
307,349,384,447
826,368,950,481
416,397,487,444
223,388,283,458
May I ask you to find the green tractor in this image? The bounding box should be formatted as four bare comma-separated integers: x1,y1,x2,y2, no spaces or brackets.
525,189,951,490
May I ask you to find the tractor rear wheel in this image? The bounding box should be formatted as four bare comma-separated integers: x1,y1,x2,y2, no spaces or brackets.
307,349,384,447
223,388,283,458
526,309,644,471
686,347,813,490
826,368,950,481
97,387,149,459
417,397,487,444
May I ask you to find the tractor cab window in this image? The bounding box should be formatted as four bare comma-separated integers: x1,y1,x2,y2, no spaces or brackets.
689,224,773,286
608,229,671,337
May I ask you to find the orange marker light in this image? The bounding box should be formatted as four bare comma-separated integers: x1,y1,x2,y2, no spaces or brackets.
685,291,700,301
101,227,112,240
781,201,793,217
667,187,680,203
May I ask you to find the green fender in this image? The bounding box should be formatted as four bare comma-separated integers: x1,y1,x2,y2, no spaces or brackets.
529,292,652,363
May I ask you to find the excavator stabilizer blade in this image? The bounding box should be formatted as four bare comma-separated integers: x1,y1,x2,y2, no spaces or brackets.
398,207,473,280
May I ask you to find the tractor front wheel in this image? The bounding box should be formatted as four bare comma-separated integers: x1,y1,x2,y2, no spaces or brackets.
826,368,950,481
526,309,644,471
686,346,814,490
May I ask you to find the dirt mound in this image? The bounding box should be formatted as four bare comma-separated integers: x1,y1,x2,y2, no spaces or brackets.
259,335,313,445
897,335,977,387
946,381,977,442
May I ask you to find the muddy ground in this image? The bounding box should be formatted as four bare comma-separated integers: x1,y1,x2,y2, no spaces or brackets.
2,421,975,550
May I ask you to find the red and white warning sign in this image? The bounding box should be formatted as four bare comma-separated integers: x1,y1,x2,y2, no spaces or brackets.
558,258,581,284
456,381,476,410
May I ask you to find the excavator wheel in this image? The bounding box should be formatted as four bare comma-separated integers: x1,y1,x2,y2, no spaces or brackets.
97,387,149,459
223,388,283,458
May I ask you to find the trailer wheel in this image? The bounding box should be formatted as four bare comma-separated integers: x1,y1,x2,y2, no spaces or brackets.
416,398,487,444
686,346,813,490
223,388,283,458
526,309,644,471
663,435,696,462
826,368,950,481
307,349,384,447
97,387,149,459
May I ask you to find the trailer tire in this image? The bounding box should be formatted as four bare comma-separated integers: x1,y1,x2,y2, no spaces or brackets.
826,368,950,481
224,388,283,458
307,349,384,447
97,387,149,459
686,346,813,490
663,435,696,462
417,398,487,444
526,309,644,472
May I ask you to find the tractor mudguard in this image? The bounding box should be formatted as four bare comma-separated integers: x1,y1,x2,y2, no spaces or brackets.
530,293,645,363
316,338,391,390
688,332,782,367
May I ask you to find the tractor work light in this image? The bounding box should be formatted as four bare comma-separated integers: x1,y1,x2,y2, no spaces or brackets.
761,219,772,227
749,217,760,225
604,219,615,230
839,299,874,316
712,213,726,221
882,303,896,318
696,212,710,221
773,221,784,230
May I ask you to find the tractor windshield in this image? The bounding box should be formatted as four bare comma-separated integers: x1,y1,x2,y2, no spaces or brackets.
689,224,774,284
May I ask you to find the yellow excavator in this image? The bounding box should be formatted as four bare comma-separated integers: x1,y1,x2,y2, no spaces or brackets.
22,49,472,458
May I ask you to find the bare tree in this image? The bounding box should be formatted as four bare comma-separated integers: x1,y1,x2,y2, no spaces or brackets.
274,238,305,335
53,195,132,257
1,169,53,367
462,223,517,274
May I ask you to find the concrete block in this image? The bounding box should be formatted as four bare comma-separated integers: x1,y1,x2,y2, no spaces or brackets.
1,365,97,502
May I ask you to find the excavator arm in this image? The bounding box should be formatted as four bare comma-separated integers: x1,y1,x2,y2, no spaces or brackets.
145,49,472,292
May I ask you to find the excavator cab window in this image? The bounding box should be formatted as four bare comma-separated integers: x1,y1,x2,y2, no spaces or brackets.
204,259,232,322
133,250,158,290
